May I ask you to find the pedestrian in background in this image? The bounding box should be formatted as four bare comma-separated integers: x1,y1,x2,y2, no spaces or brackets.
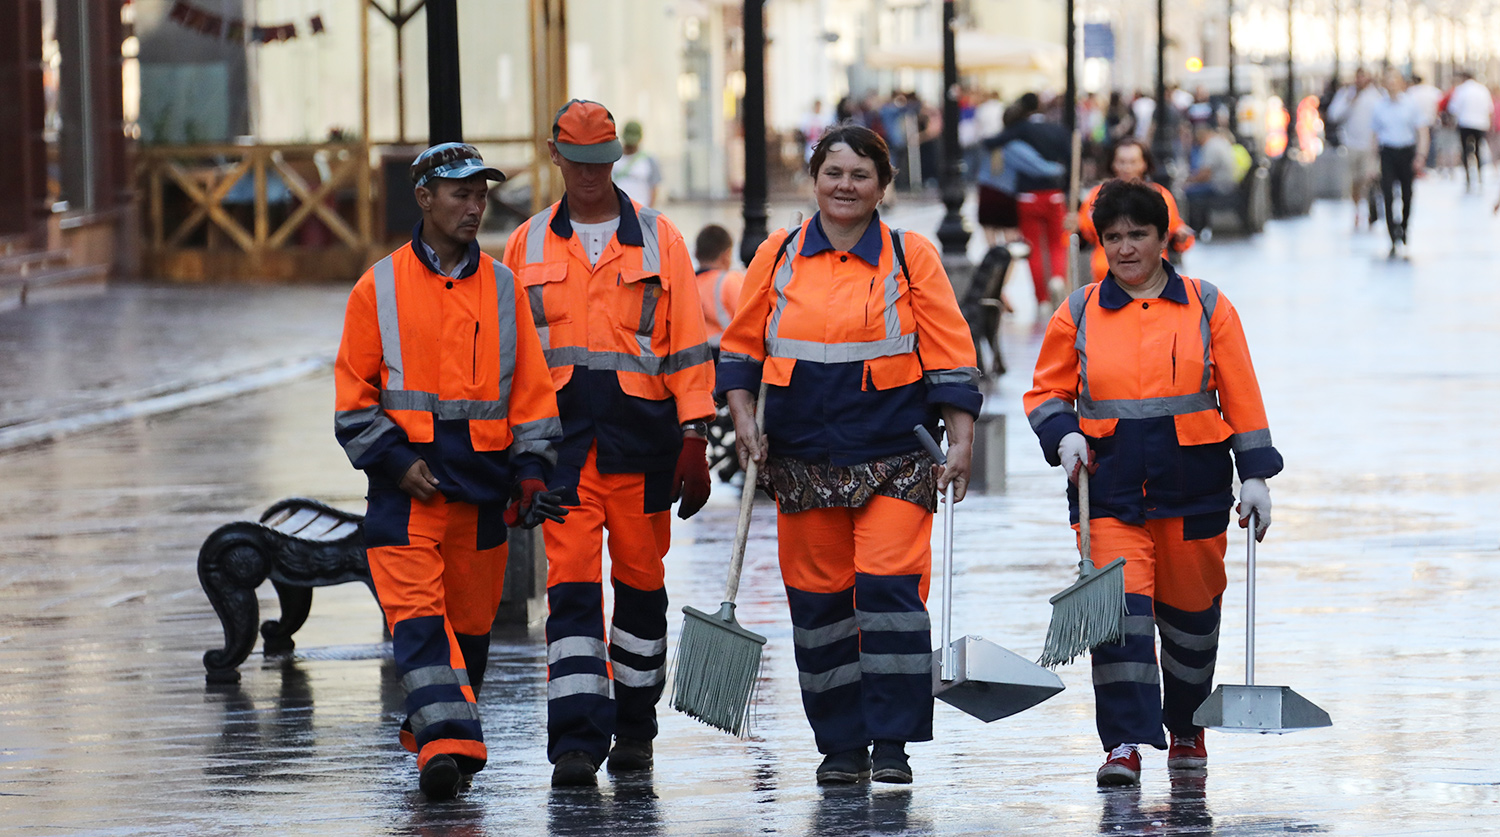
1406,74,1444,172
1446,71,1494,192
1026,180,1282,787
984,93,1072,315
719,123,981,787
612,119,663,207
1182,119,1238,237
1373,72,1425,258
334,142,566,799
503,100,716,788
1078,138,1194,283
693,223,744,352
1327,69,1383,229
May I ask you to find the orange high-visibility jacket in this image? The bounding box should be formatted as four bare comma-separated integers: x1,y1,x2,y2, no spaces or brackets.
718,215,981,463
335,237,561,504
695,267,744,347
1078,181,1195,284
502,192,714,476
1024,262,1282,524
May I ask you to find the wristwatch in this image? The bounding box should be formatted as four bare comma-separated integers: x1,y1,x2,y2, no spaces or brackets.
681,419,709,436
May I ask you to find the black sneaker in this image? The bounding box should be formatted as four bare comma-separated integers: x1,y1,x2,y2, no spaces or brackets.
815,747,871,785
419,753,462,800
871,740,913,784
551,750,599,788
606,737,654,772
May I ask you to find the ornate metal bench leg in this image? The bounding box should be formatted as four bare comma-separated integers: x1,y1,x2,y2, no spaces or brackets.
261,581,313,656
198,524,273,684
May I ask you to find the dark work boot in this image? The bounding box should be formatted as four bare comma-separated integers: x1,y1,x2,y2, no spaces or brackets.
871,740,913,784
419,754,462,800
815,747,871,785
606,737,654,772
551,750,599,788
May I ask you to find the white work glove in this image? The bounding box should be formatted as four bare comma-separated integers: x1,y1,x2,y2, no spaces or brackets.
1237,478,1272,542
1057,432,1094,483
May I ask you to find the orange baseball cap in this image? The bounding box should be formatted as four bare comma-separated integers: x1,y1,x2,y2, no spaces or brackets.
552,99,622,164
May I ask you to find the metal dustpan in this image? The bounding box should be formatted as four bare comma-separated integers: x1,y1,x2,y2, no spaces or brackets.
1193,513,1331,734
917,427,1064,722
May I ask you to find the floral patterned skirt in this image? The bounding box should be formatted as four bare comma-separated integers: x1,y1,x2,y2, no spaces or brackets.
759,450,938,514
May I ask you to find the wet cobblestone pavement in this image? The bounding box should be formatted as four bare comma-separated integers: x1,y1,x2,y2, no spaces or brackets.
3,180,1500,834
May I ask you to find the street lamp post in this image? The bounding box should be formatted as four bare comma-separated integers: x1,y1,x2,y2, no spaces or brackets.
740,0,769,267
1153,0,1173,187
1227,0,1239,137
935,0,971,262
426,0,463,143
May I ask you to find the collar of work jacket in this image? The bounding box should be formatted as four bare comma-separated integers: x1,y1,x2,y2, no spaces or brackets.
409,221,482,280
1099,258,1189,308
799,210,886,266
548,185,647,249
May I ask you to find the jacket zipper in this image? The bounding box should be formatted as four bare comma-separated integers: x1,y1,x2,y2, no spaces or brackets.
472,321,480,384
867,275,877,327
1170,333,1177,384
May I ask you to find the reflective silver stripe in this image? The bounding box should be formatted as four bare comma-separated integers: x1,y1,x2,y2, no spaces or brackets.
612,661,666,688
719,351,761,366
547,636,608,665
401,665,470,693
527,285,550,351
880,238,904,339
923,368,979,387
798,662,861,693
493,261,518,410
1121,615,1156,638
1197,279,1220,320
766,333,916,364
1195,280,1216,391
1156,619,1220,652
1230,428,1273,452
1067,285,1091,325
1077,391,1219,421
511,416,560,465
1159,649,1216,684
792,617,858,648
1074,288,1093,403
610,625,667,658
409,700,480,734
525,208,552,265
860,652,933,675
856,610,930,632
548,673,613,700
335,405,382,431
1028,397,1077,432
543,345,711,375
636,286,660,356
380,390,509,420
637,206,662,273
1093,662,1161,686
373,256,404,390
765,228,803,340
338,411,400,464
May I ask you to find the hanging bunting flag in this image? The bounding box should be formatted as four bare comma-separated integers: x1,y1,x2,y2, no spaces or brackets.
166,1,326,43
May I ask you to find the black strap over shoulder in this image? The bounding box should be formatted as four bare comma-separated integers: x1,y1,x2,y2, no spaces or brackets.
888,227,912,285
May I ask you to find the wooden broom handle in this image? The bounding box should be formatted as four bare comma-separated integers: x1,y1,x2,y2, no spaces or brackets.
1078,470,1092,577
723,381,768,603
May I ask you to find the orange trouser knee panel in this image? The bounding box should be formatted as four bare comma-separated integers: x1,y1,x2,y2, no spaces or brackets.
1081,516,1227,612
367,495,509,636
777,495,933,597
543,449,670,589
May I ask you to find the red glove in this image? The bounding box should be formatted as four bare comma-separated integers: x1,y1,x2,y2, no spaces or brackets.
503,478,547,527
672,436,711,519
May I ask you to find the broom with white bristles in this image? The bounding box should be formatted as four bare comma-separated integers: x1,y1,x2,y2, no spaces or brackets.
1037,471,1127,668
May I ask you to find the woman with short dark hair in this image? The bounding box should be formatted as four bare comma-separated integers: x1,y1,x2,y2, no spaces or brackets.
718,123,981,787
1026,179,1282,787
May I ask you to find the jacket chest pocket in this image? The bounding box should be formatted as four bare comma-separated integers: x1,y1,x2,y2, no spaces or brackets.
522,263,571,330
615,270,663,350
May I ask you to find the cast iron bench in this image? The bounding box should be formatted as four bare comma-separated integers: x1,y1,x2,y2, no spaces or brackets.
198,498,372,684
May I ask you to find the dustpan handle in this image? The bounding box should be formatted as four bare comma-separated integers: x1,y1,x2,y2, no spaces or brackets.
914,425,956,680
1077,471,1092,577
723,381,768,604
1246,511,1256,687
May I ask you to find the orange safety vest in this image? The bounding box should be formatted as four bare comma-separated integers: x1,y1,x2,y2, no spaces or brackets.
695,267,743,345
334,243,560,499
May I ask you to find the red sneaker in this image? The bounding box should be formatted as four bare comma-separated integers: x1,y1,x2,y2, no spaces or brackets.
1167,729,1207,770
1097,744,1142,786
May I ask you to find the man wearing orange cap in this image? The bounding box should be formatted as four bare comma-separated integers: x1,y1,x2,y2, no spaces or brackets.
502,100,716,787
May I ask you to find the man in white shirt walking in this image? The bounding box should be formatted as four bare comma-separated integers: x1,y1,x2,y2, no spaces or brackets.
611,120,663,207
1328,69,1384,229
1372,73,1425,258
1446,71,1495,191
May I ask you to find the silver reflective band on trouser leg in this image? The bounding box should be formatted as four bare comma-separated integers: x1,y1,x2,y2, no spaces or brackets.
548,673,614,700
1092,661,1162,687
855,610,930,632
372,256,404,390
409,700,482,735
610,625,667,657
859,652,933,675
792,616,859,648
547,635,608,665
798,661,861,693
1156,618,1220,651
612,662,665,688
401,665,472,693
1120,614,1156,639
1160,649,1216,684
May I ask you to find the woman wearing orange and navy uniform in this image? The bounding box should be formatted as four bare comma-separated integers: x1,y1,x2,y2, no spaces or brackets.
719,124,981,787
1026,180,1280,787
1077,139,1195,284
